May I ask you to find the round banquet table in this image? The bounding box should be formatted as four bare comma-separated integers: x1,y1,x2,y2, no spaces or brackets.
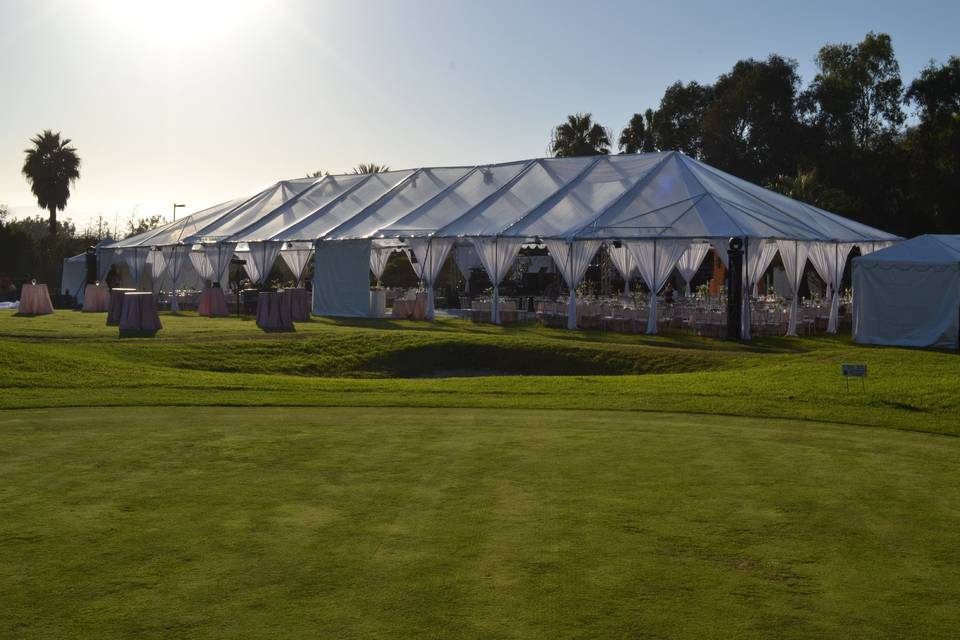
106,288,137,326
255,291,294,331
118,292,162,336
284,288,311,322
18,283,54,315
198,287,229,317
82,283,110,312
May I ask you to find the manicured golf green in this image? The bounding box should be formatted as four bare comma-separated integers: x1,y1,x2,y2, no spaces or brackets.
1,311,959,638
3,407,960,639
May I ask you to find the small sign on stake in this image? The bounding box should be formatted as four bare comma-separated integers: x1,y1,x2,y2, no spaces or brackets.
842,364,867,392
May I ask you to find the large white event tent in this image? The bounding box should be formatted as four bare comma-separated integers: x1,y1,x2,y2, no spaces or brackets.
853,235,960,350
103,151,899,337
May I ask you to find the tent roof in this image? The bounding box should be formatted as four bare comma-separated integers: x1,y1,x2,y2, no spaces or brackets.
108,151,900,248
855,235,960,266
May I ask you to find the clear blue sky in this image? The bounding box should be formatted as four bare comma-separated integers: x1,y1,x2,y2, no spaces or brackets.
1,0,957,230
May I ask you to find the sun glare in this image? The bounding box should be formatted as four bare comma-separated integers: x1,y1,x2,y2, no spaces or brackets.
93,0,268,45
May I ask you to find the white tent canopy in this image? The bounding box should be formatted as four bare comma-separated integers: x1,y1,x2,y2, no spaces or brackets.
102,151,900,331
853,235,960,350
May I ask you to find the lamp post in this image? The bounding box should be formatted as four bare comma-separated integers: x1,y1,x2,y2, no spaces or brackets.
172,203,185,221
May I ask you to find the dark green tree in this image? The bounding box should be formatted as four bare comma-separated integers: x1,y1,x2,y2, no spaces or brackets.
647,81,713,158
549,113,612,157
618,110,656,153
21,130,81,235
801,32,905,150
702,55,804,185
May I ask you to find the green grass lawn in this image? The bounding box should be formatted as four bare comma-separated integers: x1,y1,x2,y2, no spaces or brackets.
1,311,959,638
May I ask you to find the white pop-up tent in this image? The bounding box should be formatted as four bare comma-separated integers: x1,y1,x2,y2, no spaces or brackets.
853,235,960,350
103,151,900,335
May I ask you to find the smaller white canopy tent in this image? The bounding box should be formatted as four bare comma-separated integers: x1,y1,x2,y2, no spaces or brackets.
61,253,87,302
853,235,960,350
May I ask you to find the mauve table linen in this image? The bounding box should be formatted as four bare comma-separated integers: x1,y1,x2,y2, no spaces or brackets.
18,283,54,315
82,283,110,312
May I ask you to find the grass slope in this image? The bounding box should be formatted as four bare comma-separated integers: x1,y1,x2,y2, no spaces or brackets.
0,311,957,434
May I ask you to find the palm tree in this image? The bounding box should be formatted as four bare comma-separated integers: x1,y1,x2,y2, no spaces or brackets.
21,129,80,235
549,113,612,157
22,130,81,235
352,163,390,174
768,168,823,205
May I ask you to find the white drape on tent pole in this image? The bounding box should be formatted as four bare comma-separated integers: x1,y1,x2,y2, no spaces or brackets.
368,246,394,286
544,240,601,330
742,238,778,340
808,241,854,333
246,241,283,287
407,237,455,320
627,239,688,334
123,247,149,287
189,250,215,282
145,249,167,295
452,244,483,293
676,242,711,295
775,239,811,336
161,245,190,312
607,244,634,295
280,243,312,287
710,239,731,268
205,242,236,288
471,237,525,324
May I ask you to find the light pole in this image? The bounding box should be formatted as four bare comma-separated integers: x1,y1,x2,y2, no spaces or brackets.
172,203,185,221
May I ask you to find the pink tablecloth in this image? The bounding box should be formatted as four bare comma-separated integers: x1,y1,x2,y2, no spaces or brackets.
106,288,137,325
284,288,311,322
391,292,429,320
119,292,162,335
18,283,54,315
255,291,293,331
82,284,110,312
198,287,229,317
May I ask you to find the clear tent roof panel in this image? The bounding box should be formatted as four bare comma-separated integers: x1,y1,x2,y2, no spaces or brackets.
501,153,671,239
110,197,250,248
185,178,317,242
681,156,897,241
323,167,473,240
435,157,595,238
231,173,370,242
277,170,414,241
380,160,531,237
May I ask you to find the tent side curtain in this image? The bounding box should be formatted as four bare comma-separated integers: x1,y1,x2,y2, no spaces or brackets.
626,239,689,334
471,237,525,324
369,246,394,285
676,242,711,291
544,239,601,330
205,242,236,287
160,245,191,312
244,241,282,285
406,238,455,319
808,241,855,333
775,239,811,336
742,239,779,340
280,243,313,287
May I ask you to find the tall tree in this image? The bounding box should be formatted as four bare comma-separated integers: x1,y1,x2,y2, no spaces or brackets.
352,163,390,174
903,57,960,232
22,130,81,235
801,32,904,150
647,81,713,158
618,110,656,153
702,55,803,184
549,113,612,157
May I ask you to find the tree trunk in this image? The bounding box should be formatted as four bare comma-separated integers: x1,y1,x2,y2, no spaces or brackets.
48,206,57,235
